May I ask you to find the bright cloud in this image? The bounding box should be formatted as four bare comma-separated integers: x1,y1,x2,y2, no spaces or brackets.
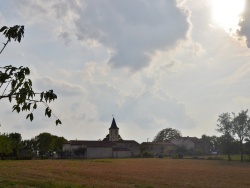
74,0,190,70
238,0,250,47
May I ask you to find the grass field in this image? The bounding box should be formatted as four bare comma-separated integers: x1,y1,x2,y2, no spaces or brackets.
0,158,250,188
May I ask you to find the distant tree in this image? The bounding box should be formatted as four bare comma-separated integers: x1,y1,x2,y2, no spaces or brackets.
218,135,238,155
21,138,38,158
153,128,181,142
201,134,214,154
232,110,250,162
216,112,233,161
201,135,223,154
0,134,13,157
51,136,67,153
8,132,22,157
244,139,250,161
35,132,54,157
0,25,61,125
210,135,222,152
34,132,67,158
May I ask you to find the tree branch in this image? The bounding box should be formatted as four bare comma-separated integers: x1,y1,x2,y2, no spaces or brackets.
0,39,10,54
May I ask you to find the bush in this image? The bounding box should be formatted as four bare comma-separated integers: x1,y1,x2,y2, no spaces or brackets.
178,153,183,159
172,154,184,159
207,156,223,160
141,151,154,158
158,154,164,158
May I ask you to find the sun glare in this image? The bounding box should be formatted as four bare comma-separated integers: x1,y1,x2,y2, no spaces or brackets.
211,0,245,33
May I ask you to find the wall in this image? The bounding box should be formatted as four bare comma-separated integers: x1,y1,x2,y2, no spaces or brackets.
113,150,131,158
115,142,140,156
86,147,113,159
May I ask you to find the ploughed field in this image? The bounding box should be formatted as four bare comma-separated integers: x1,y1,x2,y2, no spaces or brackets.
0,158,250,187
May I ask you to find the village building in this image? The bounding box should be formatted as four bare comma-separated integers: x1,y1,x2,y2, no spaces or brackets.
171,136,207,153
61,118,211,159
62,118,140,159
141,141,177,157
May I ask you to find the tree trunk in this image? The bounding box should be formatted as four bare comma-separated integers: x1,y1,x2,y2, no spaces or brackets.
227,140,231,161
240,140,243,162
227,153,231,161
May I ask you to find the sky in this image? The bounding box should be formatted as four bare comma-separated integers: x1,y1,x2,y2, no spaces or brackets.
1,0,250,143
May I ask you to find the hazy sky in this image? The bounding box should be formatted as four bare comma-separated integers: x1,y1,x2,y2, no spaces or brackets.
1,0,250,143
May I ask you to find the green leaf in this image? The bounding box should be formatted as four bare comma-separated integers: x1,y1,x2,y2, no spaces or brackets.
27,103,31,110
0,26,8,32
33,103,37,110
40,92,44,101
11,80,17,89
28,79,32,86
45,107,52,118
16,106,20,113
18,35,21,43
12,105,17,112
30,113,33,121
8,95,12,102
56,119,62,125
24,67,30,75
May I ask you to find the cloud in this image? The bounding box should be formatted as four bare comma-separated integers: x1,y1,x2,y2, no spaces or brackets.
87,82,195,130
35,76,86,97
238,0,250,47
6,0,190,70
75,0,190,70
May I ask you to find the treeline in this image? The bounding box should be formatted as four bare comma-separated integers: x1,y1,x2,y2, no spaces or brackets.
0,132,66,159
194,134,250,157
152,110,250,161
217,110,250,162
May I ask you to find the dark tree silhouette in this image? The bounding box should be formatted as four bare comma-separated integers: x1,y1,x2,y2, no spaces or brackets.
232,110,250,162
0,25,61,125
216,112,233,161
153,128,181,142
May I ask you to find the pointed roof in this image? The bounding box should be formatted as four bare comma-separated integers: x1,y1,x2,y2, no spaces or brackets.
109,117,119,129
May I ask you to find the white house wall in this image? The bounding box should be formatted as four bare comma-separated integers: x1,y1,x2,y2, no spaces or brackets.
115,142,140,156
86,147,113,159
113,150,131,158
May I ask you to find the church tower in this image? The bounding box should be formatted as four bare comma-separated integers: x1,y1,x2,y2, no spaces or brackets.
109,117,119,141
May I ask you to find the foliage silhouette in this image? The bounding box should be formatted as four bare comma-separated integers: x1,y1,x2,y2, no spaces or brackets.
153,128,181,142
0,25,61,125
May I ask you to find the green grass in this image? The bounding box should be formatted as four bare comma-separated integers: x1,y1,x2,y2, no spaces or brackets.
207,154,250,161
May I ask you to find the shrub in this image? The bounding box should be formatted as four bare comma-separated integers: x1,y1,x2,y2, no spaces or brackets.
172,154,184,159
158,154,164,158
178,153,183,159
207,156,223,160
141,151,154,158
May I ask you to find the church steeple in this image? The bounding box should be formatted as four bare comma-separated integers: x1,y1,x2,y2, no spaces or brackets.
109,117,119,141
109,117,119,130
